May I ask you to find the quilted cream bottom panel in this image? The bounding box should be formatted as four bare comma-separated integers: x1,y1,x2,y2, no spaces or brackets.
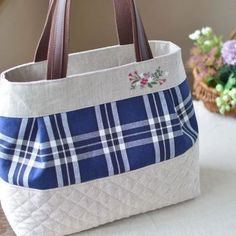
0,141,200,236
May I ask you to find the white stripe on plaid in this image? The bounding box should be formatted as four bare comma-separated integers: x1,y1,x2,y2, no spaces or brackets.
16,119,36,185
7,119,28,184
43,117,64,187
61,113,81,184
173,86,198,143
159,91,176,159
143,95,161,163
111,102,130,172
23,120,40,187
95,106,115,176
152,93,168,161
54,115,71,185
104,105,121,173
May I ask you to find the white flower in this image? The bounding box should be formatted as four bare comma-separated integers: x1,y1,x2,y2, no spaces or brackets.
232,88,236,95
216,97,222,107
201,27,212,35
189,30,201,40
204,40,211,46
229,88,236,97
223,95,230,102
231,100,236,107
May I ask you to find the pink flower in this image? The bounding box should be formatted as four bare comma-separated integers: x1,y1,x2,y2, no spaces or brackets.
140,78,149,87
143,72,151,79
159,79,166,85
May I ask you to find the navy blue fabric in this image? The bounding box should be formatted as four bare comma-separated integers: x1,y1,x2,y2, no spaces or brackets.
0,80,198,190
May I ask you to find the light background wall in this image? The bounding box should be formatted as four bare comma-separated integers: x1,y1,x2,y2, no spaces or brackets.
0,0,236,73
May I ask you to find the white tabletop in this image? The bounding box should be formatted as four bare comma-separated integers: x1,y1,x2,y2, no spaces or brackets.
76,101,236,236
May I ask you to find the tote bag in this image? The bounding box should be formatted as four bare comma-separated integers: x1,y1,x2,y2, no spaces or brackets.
0,0,200,235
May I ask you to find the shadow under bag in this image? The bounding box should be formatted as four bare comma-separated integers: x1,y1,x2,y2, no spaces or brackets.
0,0,200,235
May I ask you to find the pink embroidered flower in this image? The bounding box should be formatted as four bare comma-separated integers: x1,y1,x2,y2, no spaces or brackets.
159,79,166,85
140,78,149,87
143,72,151,79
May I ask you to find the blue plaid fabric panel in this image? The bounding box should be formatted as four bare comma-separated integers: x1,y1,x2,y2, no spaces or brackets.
0,80,198,190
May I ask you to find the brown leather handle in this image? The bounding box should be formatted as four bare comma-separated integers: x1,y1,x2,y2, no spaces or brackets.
47,0,70,80
34,0,56,62
39,0,153,80
114,0,153,61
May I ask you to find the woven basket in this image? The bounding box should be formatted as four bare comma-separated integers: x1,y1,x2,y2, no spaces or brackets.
192,29,236,116
192,68,236,116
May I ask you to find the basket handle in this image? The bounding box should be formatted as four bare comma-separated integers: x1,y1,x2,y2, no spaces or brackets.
35,0,153,80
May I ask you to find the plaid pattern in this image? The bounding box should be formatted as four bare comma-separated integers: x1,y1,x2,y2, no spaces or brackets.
0,80,198,190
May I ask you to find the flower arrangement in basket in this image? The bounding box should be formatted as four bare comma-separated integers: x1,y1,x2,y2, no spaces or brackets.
188,26,236,115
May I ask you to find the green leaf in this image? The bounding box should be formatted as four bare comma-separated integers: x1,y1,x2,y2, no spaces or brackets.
218,65,236,85
148,83,153,88
205,76,218,87
225,73,236,90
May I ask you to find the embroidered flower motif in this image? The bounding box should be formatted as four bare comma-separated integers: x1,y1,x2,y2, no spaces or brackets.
129,67,168,90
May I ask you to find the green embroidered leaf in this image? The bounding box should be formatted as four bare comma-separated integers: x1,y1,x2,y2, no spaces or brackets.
148,83,153,88
151,81,158,85
131,80,139,84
